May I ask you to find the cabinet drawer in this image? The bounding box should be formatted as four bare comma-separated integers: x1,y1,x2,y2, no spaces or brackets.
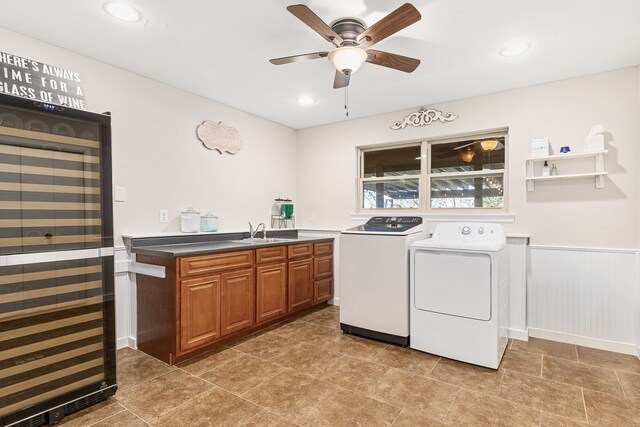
180,250,253,277
288,243,312,259
314,255,333,280
314,278,333,304
256,246,287,264
313,241,333,256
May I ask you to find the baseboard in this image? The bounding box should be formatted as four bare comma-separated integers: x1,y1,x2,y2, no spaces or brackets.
330,297,339,306
116,336,137,350
528,328,637,356
508,328,529,341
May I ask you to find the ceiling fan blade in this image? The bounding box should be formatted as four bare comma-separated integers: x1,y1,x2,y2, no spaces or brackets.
357,3,421,49
333,70,350,89
366,49,420,73
453,141,477,150
452,141,506,151
287,4,344,46
269,51,329,65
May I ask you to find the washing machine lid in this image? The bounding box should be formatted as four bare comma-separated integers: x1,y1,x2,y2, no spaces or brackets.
342,216,423,235
411,222,506,251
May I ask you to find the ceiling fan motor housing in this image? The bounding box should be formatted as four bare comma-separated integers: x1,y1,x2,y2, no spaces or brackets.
330,18,366,45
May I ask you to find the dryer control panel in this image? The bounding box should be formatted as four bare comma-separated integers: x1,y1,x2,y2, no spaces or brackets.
422,222,506,251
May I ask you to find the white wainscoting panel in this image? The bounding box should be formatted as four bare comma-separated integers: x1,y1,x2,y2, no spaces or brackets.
507,237,528,340
114,246,135,349
529,246,639,355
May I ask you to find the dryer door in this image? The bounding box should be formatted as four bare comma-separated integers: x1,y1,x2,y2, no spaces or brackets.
413,250,491,321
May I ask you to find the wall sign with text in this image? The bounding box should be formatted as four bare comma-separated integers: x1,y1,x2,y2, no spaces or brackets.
0,51,87,110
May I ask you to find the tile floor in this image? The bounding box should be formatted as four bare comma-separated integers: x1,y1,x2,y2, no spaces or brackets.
60,305,640,426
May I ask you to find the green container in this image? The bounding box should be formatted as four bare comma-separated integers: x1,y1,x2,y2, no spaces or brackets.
282,203,294,219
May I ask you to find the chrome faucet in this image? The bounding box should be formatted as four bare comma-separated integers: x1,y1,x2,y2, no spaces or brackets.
248,222,266,239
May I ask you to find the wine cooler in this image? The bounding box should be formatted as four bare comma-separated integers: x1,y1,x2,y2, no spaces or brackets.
0,93,116,426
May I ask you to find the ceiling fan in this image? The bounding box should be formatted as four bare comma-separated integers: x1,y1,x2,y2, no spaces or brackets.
269,3,422,89
453,139,506,151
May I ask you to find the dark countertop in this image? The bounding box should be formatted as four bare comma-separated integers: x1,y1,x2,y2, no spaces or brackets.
131,236,334,258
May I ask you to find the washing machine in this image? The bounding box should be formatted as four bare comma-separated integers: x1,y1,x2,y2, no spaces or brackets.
340,216,427,346
410,222,508,369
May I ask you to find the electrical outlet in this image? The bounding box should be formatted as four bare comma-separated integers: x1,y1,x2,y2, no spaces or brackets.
159,209,169,223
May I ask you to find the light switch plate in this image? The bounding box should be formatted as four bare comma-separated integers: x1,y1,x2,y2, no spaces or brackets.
114,186,126,202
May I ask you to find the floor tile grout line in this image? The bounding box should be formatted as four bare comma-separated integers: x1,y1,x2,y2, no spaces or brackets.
139,378,217,423
175,350,242,377
442,386,461,422
86,408,148,427
613,369,628,398
115,363,182,395
82,404,127,427
580,387,590,425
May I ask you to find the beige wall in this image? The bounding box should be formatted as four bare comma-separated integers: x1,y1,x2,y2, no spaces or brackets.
296,67,640,248
1,28,298,246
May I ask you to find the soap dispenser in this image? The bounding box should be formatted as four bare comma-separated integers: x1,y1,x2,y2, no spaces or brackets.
542,161,550,177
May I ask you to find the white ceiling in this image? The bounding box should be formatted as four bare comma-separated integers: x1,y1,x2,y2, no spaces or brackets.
1,0,639,129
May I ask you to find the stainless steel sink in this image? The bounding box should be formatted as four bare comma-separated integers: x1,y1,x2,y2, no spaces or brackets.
228,238,296,245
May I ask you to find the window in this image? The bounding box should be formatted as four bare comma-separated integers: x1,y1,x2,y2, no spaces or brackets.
360,145,422,209
428,134,506,209
358,130,507,211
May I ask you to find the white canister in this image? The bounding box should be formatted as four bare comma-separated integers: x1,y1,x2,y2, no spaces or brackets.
200,212,218,232
180,207,200,232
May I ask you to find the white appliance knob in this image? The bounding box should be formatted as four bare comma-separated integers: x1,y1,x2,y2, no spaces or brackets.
478,227,484,234
462,226,471,235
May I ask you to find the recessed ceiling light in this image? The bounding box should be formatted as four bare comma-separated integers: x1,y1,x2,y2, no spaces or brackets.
103,2,142,22
297,95,315,106
500,42,530,57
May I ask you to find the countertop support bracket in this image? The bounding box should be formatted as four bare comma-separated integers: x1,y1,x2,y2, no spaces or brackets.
127,261,166,278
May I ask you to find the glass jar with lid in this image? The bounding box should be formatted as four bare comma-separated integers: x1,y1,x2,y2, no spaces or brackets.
200,212,218,232
180,207,200,232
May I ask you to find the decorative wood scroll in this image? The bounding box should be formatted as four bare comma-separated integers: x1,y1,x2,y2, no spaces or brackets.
390,108,458,130
196,120,243,154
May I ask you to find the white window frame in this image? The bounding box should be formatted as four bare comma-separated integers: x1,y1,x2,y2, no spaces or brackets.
426,130,509,212
356,128,508,214
357,142,425,212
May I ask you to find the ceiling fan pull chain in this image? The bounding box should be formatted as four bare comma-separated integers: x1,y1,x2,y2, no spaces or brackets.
345,86,349,116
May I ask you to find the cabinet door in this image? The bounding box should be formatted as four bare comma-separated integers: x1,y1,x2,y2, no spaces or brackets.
313,255,333,280
314,277,334,304
288,258,313,312
221,268,255,336
256,262,287,324
179,275,221,353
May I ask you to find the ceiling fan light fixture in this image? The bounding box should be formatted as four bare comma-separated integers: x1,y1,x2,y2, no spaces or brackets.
480,139,499,151
460,148,475,163
328,46,368,75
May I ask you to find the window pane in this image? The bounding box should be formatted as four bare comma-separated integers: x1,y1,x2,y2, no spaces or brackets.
363,146,421,178
430,138,505,173
430,174,504,209
363,179,419,209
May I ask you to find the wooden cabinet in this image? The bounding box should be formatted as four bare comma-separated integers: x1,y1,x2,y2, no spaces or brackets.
136,239,334,365
256,262,287,324
288,243,313,259
179,275,220,352
314,277,333,304
221,268,254,336
180,250,253,277
314,255,333,279
288,258,313,312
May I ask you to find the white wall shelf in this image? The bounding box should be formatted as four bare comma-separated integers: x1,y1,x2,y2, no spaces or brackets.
525,150,608,191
